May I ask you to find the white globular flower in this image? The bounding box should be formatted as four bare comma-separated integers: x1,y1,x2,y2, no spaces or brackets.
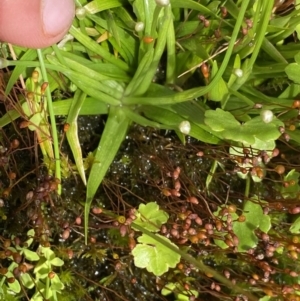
76,7,87,20
135,22,145,32
233,68,243,78
179,121,191,135
260,109,274,123
155,0,170,7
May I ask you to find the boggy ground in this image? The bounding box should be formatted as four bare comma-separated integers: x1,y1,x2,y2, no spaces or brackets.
0,118,299,301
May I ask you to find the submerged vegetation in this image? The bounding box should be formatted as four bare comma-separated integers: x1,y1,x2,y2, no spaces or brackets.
1,0,300,300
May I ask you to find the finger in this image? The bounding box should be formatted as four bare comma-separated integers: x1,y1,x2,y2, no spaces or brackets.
0,0,75,48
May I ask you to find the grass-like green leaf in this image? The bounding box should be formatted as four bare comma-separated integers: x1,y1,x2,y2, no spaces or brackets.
88,12,137,65
0,110,21,127
170,0,226,21
69,26,129,72
53,98,108,116
124,49,154,96
143,105,221,144
66,90,87,185
49,52,122,82
133,0,156,36
227,55,241,88
5,49,37,95
84,0,126,14
46,54,123,105
166,12,176,84
126,6,172,97
85,107,130,243
208,61,229,102
59,50,130,81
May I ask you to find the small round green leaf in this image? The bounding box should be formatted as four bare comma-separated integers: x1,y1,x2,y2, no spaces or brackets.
51,274,65,291
50,257,64,267
290,216,300,234
132,234,180,276
133,202,169,232
20,273,35,289
23,249,40,261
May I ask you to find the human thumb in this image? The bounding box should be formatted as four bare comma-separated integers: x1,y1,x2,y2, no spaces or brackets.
0,0,75,49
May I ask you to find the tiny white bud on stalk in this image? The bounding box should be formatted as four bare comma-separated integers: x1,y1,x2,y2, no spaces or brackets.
233,68,243,78
155,0,170,6
76,7,87,20
179,121,191,135
260,109,274,123
135,22,145,32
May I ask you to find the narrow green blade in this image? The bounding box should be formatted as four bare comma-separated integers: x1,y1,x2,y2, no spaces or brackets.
66,90,87,185
85,107,130,243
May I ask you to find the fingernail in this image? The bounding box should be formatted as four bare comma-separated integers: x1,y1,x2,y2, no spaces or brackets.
41,0,75,36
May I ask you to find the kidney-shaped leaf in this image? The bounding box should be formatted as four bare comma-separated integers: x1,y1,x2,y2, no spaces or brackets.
20,273,35,289
285,63,300,84
29,113,43,131
233,198,271,252
23,249,40,261
132,234,180,276
50,257,64,267
162,282,199,300
214,198,271,252
205,109,240,132
51,274,65,291
205,109,283,144
290,216,300,234
133,202,169,232
242,116,283,142
281,169,300,199
5,268,21,293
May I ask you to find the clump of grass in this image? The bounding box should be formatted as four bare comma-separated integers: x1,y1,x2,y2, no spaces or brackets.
1,0,300,300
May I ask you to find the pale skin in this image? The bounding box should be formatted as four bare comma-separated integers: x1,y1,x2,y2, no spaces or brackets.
0,0,75,48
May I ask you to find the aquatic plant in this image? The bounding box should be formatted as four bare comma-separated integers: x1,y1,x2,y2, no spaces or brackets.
1,0,300,300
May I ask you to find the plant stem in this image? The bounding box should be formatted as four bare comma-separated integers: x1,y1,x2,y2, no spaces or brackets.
143,0,151,35
45,275,50,299
123,0,250,106
37,49,61,193
132,223,259,301
248,0,274,68
197,0,251,96
245,174,250,198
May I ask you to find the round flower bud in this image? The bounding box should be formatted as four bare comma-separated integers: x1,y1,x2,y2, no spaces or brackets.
155,0,170,6
260,110,273,123
135,22,145,32
76,7,87,20
179,121,191,135
233,68,243,78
